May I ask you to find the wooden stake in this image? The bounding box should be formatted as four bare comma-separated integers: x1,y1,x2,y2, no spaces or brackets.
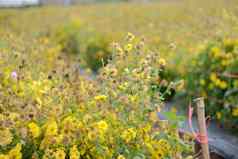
194,97,210,159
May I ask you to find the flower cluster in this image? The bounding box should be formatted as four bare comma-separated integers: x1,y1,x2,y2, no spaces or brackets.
0,31,192,158
187,38,238,127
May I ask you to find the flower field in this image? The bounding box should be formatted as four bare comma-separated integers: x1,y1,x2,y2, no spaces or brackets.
0,0,238,158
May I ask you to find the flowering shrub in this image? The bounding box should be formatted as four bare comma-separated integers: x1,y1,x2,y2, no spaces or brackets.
187,38,238,127
0,32,193,159
54,19,81,54
84,34,111,71
54,20,111,72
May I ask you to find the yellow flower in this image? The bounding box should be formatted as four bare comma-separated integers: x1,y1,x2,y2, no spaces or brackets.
232,108,238,117
88,131,97,141
8,144,22,159
97,120,108,132
70,145,80,159
158,139,171,153
28,122,40,138
216,112,222,120
126,32,135,42
219,81,228,89
94,95,107,102
221,60,229,66
199,79,206,86
121,128,136,143
118,82,128,91
124,44,133,52
158,58,166,66
0,154,9,159
214,79,221,87
129,95,137,103
45,120,58,136
223,38,235,51
156,149,164,159
53,149,66,159
0,129,13,146
36,97,42,107
209,73,217,82
210,47,220,58
117,155,126,159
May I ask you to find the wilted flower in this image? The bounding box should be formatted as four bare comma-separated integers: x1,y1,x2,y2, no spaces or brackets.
126,32,135,42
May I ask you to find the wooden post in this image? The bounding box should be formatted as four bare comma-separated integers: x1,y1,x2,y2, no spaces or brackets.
194,98,210,159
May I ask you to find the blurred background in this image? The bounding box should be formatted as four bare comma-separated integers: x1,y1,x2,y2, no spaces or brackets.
0,0,154,6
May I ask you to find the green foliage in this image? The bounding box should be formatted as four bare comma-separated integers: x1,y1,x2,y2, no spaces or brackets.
187,39,238,127
54,19,81,54
0,31,192,158
84,35,111,71
54,20,111,71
